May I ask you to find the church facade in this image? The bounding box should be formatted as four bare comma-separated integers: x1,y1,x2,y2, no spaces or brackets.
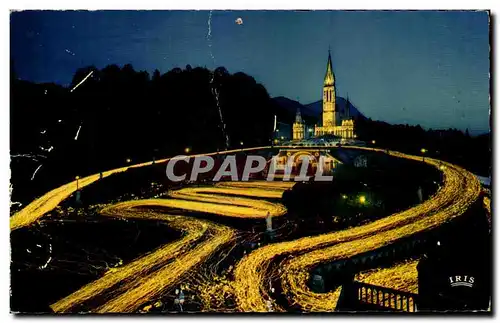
292,108,305,141
314,51,356,139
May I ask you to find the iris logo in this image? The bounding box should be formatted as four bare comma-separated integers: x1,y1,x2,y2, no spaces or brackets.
449,275,475,288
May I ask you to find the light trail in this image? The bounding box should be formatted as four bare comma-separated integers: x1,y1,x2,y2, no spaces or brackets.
95,219,234,313
31,164,43,180
231,149,480,312
70,70,94,92
216,181,295,191
166,184,288,218
10,146,271,231
51,200,236,313
51,181,289,312
11,145,481,313
355,259,419,294
483,196,491,216
11,153,47,161
74,124,82,140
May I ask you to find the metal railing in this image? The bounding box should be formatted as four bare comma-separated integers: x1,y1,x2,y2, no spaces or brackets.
354,281,418,312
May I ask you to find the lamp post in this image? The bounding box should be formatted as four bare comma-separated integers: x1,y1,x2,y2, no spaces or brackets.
421,148,427,161
75,176,81,205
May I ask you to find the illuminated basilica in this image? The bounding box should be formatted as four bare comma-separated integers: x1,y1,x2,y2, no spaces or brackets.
313,50,355,139
292,108,305,141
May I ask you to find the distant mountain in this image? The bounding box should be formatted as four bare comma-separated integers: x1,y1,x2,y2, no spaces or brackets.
272,96,366,126
271,96,318,125
304,97,366,122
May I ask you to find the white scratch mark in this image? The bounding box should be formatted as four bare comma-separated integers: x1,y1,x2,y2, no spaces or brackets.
70,70,93,92
207,11,215,64
39,146,53,152
11,154,47,161
9,183,22,208
206,11,229,149
65,49,76,56
39,243,53,270
31,164,43,180
74,124,82,140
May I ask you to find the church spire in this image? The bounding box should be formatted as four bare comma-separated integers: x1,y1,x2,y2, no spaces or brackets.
324,48,335,86
345,93,350,118
295,108,303,123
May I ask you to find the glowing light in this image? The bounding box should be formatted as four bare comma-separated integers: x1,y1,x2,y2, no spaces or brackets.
231,146,480,313
70,70,94,92
421,148,427,154
185,147,191,154
359,195,366,204
51,180,293,313
74,124,82,140
371,140,376,144
11,146,272,231
11,145,481,314
342,194,347,199
31,165,43,181
51,200,236,313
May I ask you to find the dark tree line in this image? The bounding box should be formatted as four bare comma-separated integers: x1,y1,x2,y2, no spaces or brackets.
9,62,491,204
10,64,279,201
355,117,491,176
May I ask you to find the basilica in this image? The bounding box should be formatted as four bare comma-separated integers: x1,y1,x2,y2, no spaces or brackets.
292,50,356,141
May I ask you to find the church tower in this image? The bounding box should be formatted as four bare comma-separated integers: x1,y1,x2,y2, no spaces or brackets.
314,48,356,139
322,49,337,127
292,108,305,141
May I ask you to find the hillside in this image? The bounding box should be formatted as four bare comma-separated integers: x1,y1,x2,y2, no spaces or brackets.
271,96,366,126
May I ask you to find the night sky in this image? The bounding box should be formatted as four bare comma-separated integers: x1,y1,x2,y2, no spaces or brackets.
10,10,490,134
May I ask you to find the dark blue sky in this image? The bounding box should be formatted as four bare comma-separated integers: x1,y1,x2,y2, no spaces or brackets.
11,10,490,134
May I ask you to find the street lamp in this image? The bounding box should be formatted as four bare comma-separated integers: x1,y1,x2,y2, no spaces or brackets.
126,158,131,163
421,148,427,161
184,147,191,154
359,195,366,204
371,140,376,144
